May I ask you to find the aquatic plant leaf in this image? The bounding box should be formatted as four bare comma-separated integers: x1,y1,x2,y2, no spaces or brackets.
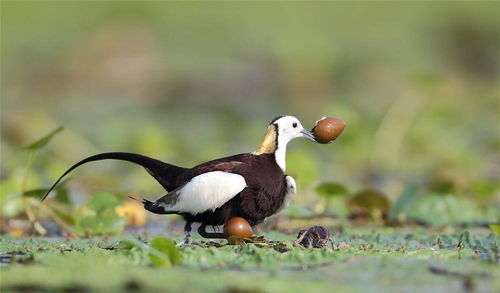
50,206,75,226
347,189,391,220
489,224,500,236
74,192,125,236
150,237,181,267
88,192,122,214
23,188,48,199
315,182,349,198
22,126,63,150
405,194,484,226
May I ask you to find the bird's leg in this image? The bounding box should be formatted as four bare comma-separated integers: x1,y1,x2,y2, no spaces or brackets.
176,221,193,247
307,238,313,249
198,224,225,239
293,232,307,247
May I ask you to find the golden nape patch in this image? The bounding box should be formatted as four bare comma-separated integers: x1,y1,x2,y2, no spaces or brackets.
253,125,277,155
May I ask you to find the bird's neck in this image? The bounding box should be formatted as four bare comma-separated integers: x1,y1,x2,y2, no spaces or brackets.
253,125,287,171
274,142,287,171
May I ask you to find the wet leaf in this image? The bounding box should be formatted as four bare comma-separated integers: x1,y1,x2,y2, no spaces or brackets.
149,237,181,267
22,126,63,150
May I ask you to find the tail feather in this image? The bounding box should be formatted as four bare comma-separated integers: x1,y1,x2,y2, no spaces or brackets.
142,198,170,215
129,195,174,215
42,152,187,201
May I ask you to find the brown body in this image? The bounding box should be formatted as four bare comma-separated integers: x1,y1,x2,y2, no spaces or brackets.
160,153,288,226
141,124,289,227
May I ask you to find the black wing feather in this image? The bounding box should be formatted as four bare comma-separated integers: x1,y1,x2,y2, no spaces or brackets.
41,152,187,201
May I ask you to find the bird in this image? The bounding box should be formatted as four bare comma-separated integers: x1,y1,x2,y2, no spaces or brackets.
42,115,317,245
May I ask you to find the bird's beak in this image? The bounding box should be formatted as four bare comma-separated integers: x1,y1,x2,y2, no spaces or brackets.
300,129,317,142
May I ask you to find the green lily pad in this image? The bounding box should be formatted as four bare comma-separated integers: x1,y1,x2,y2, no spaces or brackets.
150,237,182,267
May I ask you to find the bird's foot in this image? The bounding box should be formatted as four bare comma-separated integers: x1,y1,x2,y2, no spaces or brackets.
176,235,193,247
293,235,314,248
293,231,307,248
198,224,225,239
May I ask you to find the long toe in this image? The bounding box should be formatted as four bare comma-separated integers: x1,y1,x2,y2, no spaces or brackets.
176,240,193,247
176,236,193,247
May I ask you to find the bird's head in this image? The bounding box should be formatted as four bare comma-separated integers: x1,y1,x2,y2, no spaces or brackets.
254,115,316,155
272,115,317,144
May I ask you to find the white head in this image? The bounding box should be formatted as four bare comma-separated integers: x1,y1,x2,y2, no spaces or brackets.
254,115,316,170
270,115,317,145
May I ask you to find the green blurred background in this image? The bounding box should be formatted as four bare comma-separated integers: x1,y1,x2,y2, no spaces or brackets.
1,1,499,228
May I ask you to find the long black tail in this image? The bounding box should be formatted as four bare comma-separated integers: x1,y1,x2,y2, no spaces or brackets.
41,152,188,201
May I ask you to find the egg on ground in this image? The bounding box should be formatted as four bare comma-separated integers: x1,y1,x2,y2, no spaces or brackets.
224,217,253,239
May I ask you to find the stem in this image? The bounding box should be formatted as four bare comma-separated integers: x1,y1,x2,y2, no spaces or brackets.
21,150,46,235
28,197,76,236
22,151,36,193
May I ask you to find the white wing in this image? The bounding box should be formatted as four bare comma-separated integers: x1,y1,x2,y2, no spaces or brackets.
159,171,246,215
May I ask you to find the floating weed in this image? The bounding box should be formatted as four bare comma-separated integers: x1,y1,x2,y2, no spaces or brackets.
1,228,499,292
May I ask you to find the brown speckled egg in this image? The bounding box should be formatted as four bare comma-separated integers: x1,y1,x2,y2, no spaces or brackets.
224,217,253,239
312,117,346,144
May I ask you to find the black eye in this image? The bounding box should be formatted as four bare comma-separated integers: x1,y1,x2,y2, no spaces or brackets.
292,123,297,128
